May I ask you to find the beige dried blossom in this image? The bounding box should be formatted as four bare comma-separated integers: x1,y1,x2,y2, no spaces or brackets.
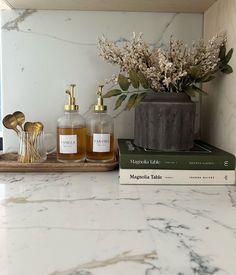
187,33,227,77
98,32,230,94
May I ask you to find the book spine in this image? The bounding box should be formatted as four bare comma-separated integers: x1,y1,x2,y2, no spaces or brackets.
119,169,235,185
120,154,235,170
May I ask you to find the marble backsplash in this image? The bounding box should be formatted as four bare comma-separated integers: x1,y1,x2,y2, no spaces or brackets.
1,10,203,151
202,0,236,156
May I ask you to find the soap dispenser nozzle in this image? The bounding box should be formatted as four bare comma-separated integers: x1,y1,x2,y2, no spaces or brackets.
94,85,107,112
65,84,79,111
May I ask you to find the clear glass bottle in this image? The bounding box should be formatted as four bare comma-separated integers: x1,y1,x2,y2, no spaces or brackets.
86,85,115,162
57,84,86,162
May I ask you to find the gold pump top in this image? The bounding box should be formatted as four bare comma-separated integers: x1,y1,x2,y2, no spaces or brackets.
64,84,79,111
94,85,107,112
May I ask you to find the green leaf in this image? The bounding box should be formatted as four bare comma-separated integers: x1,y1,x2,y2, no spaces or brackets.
221,48,234,65
125,93,138,111
184,86,196,97
103,89,122,98
219,44,226,59
221,64,233,74
133,92,147,107
114,94,127,110
129,70,140,88
169,83,176,92
192,85,208,95
190,65,201,79
138,72,149,89
211,64,220,74
184,85,208,97
118,74,130,91
200,74,216,83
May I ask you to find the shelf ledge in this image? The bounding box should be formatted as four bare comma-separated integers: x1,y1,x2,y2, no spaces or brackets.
1,0,216,13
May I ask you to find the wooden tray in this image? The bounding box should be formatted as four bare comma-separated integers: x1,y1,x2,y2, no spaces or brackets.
0,153,118,172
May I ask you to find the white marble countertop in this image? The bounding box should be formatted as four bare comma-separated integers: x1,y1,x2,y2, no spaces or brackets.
0,171,236,275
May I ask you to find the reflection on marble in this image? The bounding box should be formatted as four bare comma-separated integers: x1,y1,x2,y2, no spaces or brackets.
0,171,236,275
203,0,236,156
1,10,203,151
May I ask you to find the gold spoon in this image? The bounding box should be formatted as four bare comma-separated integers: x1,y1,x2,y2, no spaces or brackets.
13,111,25,131
24,122,35,133
23,122,44,163
24,121,44,137
33,122,44,136
2,114,20,135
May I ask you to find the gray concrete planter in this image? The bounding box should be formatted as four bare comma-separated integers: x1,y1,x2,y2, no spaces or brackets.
134,92,196,151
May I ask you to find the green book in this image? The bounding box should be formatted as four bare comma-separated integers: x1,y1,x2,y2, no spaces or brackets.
118,139,236,170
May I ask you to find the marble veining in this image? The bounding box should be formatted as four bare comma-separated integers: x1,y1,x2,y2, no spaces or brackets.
49,250,158,275
2,9,178,49
227,187,236,207
138,185,236,275
147,218,222,275
0,172,236,275
2,9,37,31
19,28,97,47
148,13,179,48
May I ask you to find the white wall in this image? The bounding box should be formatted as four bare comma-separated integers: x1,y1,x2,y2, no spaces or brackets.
1,10,203,151
202,0,236,155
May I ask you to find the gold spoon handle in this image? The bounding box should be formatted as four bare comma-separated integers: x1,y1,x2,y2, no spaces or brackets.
14,128,20,136
19,125,24,131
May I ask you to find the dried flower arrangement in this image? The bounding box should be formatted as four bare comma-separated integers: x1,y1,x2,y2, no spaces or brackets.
98,33,233,110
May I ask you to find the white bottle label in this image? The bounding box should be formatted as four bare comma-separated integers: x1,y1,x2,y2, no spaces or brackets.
93,134,110,152
59,135,77,154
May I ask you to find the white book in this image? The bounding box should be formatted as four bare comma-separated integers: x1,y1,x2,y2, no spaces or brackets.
119,169,236,185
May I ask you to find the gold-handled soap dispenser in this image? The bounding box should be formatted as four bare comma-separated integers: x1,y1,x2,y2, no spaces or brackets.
57,84,86,162
86,85,115,162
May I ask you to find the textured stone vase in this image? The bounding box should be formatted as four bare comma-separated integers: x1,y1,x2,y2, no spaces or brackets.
134,92,196,151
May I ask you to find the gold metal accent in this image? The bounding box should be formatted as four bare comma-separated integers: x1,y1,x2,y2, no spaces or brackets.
64,84,79,111
3,111,45,163
13,111,25,131
2,114,20,135
94,85,107,112
24,121,44,136
20,121,44,163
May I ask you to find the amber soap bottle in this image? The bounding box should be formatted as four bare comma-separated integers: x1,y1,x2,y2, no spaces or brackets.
57,84,86,162
86,85,115,162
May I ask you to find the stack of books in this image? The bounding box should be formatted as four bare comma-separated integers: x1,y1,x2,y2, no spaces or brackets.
118,139,236,185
